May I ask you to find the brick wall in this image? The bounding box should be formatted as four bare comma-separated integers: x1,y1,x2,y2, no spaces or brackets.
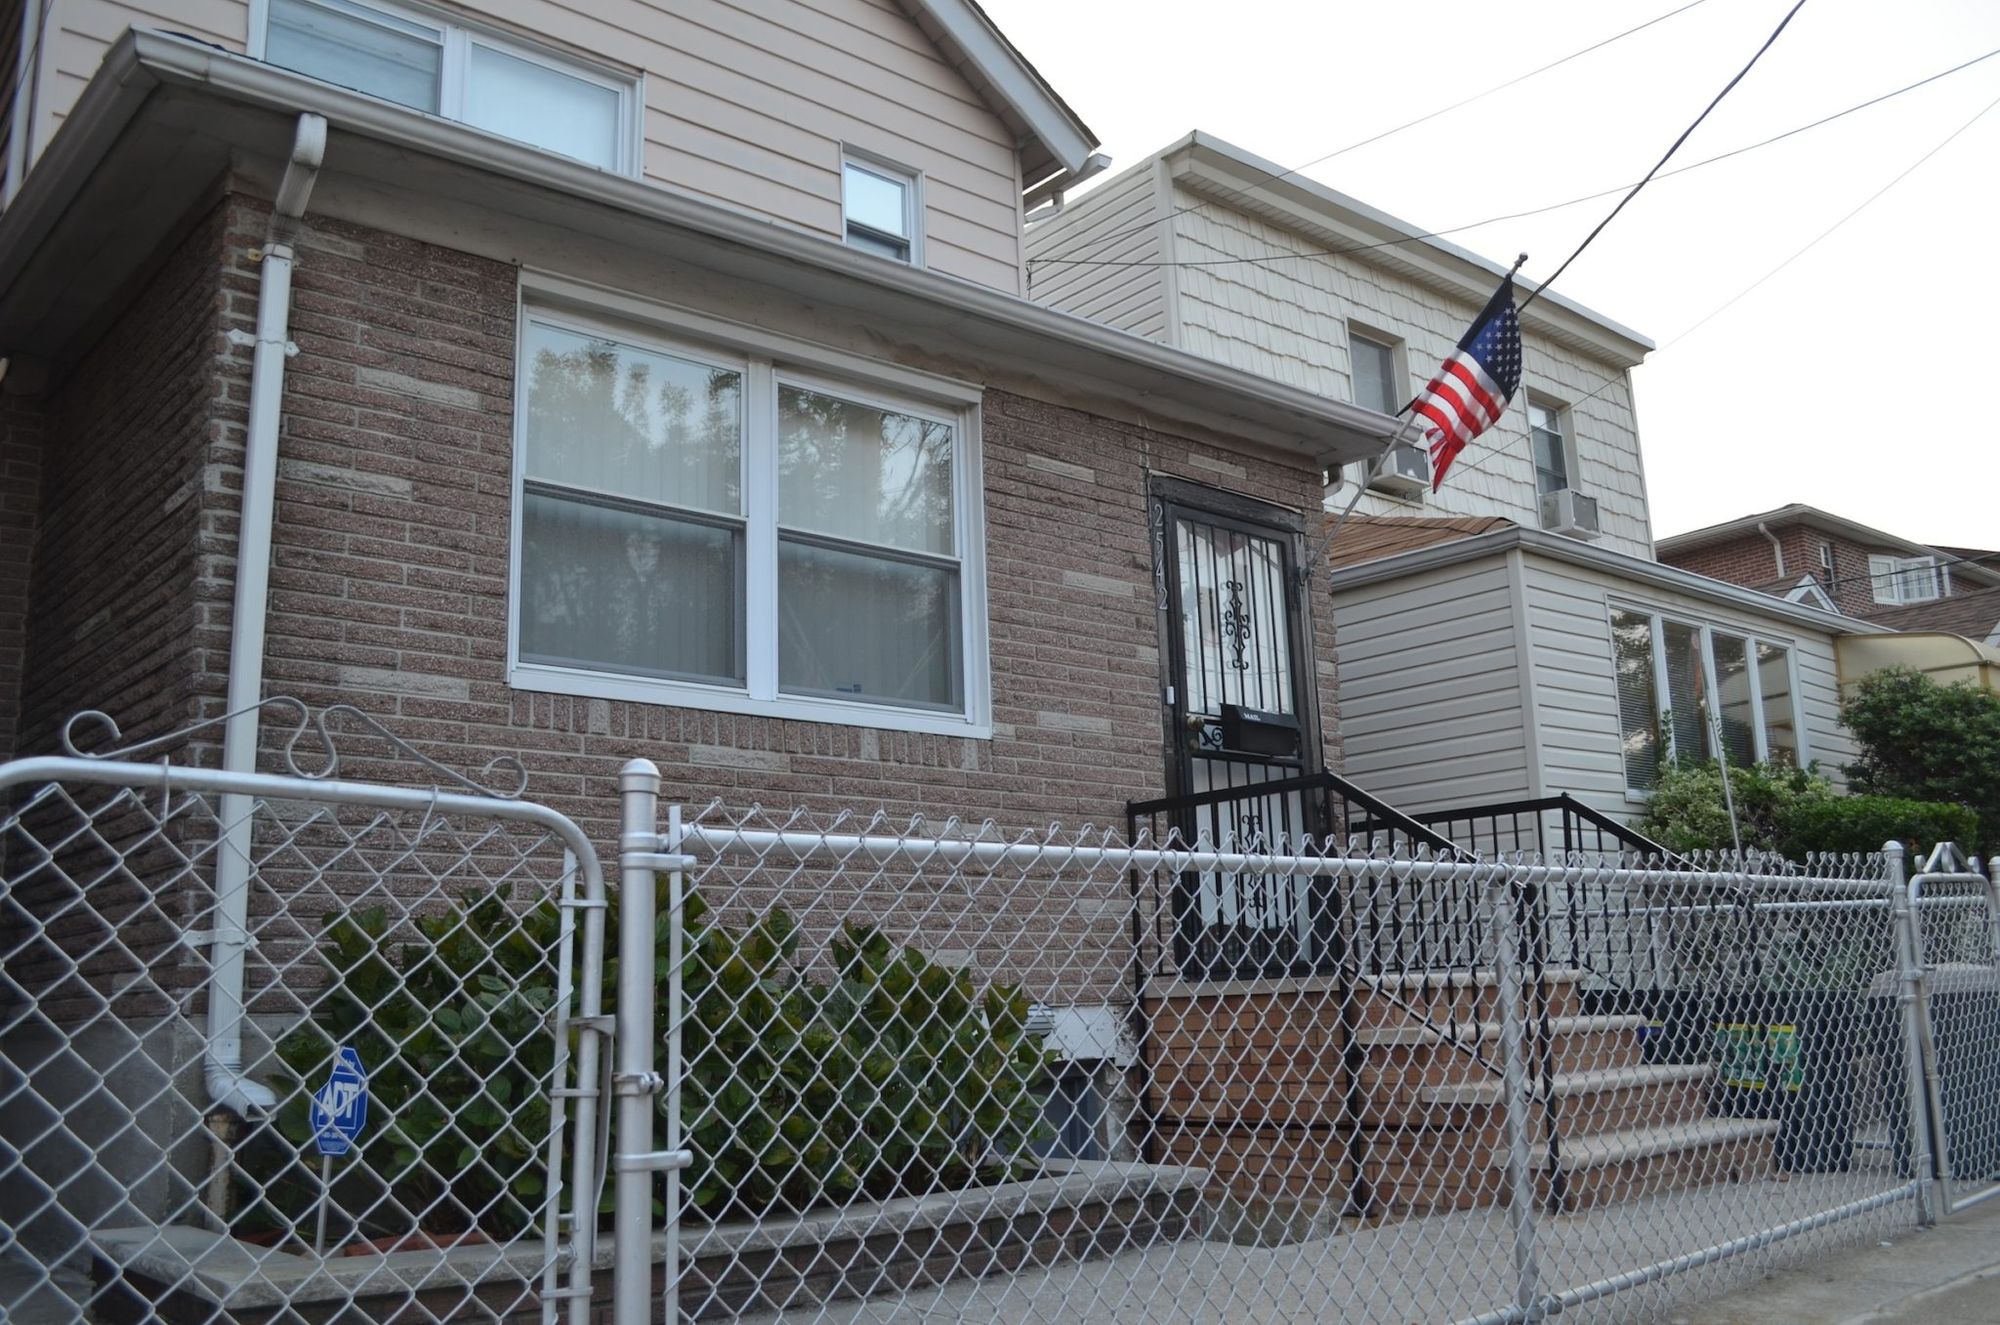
0,394,45,759
12,202,233,757
1660,526,1983,622
198,201,1344,853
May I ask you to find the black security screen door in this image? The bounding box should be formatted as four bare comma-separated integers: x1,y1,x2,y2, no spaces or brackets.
1158,497,1324,978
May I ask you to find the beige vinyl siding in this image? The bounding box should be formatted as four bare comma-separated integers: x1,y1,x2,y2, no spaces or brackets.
1024,159,1167,339
24,0,1026,290
1167,189,1653,558
1517,554,1855,828
1330,558,1534,812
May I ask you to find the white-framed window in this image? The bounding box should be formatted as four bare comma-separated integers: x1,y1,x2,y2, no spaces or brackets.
253,0,640,173
841,153,921,263
1528,396,1571,497
1868,553,1945,605
508,279,989,737
1608,606,1801,794
1346,325,1403,416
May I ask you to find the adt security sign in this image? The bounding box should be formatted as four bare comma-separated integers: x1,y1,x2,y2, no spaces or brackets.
310,1046,369,1157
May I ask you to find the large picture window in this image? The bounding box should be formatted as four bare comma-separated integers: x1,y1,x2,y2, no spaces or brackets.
510,298,987,735
1609,608,1801,793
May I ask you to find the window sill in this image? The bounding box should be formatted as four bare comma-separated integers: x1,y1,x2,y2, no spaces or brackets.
509,662,992,740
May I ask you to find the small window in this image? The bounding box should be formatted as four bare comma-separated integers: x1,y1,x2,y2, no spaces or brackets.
842,156,918,263
1528,398,1569,497
1348,328,1400,415
262,0,635,172
1869,553,1943,605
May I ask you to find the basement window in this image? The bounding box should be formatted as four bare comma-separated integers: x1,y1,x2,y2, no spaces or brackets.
259,0,638,173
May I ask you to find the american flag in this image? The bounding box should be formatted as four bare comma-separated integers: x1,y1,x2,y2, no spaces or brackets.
1412,276,1523,492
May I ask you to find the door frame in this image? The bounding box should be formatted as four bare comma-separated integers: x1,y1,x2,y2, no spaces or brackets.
1148,473,1328,805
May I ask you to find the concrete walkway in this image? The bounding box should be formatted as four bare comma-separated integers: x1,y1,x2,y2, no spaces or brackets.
1646,1195,2000,1324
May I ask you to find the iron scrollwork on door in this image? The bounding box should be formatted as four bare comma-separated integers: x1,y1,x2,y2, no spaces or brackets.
1220,579,1251,671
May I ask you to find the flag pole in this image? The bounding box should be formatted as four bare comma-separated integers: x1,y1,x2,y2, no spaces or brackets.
1302,252,1528,583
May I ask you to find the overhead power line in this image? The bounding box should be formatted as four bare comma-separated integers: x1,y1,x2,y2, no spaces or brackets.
1028,0,1715,273
1025,45,2000,276
1518,0,1811,313
1435,88,2000,491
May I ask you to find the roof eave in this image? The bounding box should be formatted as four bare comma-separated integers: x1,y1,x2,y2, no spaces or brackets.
0,32,1387,469
1327,524,1892,635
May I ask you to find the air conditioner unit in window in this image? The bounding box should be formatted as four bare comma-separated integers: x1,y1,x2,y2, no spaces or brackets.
1367,441,1430,496
1540,488,1601,540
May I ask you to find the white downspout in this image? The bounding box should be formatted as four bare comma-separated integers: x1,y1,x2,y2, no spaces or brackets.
207,112,326,1116
1757,521,1785,580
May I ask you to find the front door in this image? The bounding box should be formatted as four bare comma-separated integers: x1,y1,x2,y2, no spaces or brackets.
1157,490,1323,977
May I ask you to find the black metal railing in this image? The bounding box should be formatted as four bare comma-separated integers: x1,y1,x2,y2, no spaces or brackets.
1409,793,1677,862
1127,770,1469,983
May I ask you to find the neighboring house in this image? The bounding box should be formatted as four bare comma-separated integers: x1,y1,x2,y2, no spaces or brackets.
1325,516,1881,828
1025,131,1657,558
1657,504,2000,637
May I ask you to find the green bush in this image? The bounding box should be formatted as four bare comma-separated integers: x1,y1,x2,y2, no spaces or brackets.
1841,667,2000,852
678,893,1050,1218
1635,760,1836,856
241,883,1049,1241
1777,794,1983,859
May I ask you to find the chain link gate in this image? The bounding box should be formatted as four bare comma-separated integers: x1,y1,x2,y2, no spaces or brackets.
1901,844,2000,1217
617,783,1945,1325
0,704,610,1323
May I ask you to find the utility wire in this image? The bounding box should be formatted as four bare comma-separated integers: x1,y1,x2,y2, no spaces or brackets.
1519,0,1810,313
1026,44,2000,275
1028,0,1715,273
1433,88,2000,494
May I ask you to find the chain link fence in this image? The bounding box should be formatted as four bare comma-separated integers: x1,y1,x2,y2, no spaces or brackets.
0,740,608,1324
643,793,1975,1325
3,725,1992,1325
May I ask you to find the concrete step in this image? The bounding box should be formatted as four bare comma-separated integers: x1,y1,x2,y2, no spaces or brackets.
1350,967,1588,1028
1364,1061,1715,1137
1490,1116,1781,1213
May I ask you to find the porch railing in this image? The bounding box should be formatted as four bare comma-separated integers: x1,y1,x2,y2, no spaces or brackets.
1408,793,1678,862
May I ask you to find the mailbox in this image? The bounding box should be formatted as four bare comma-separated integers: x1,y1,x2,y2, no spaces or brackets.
1218,703,1300,759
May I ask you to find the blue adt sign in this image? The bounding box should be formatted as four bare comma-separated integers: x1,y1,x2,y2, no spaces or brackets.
310,1046,369,1157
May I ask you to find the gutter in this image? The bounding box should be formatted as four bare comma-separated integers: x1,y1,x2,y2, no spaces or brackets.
206,111,325,1116
1324,525,1891,637
0,31,1390,464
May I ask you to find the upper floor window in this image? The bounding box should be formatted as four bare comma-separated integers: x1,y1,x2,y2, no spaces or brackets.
509,287,988,736
1528,398,1570,496
260,0,637,172
1869,554,1945,605
1347,327,1401,415
1610,607,1799,794
842,155,920,263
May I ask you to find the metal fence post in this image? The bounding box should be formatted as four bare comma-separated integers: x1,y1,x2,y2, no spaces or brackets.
613,760,663,1324
1490,861,1543,1320
1887,841,1939,1226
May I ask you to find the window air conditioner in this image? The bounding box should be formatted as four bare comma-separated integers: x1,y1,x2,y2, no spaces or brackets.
1539,488,1601,540
1367,441,1430,496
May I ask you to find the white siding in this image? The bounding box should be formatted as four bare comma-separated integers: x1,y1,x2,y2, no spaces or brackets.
1023,159,1166,339
1518,554,1856,828
1330,558,1534,812
1169,191,1653,557
24,0,1027,290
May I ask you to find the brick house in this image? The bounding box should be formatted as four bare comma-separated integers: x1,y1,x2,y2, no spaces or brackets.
0,10,1394,834
1657,504,2000,641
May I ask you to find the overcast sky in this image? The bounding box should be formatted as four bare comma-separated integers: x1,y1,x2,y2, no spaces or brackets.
984,0,2000,548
